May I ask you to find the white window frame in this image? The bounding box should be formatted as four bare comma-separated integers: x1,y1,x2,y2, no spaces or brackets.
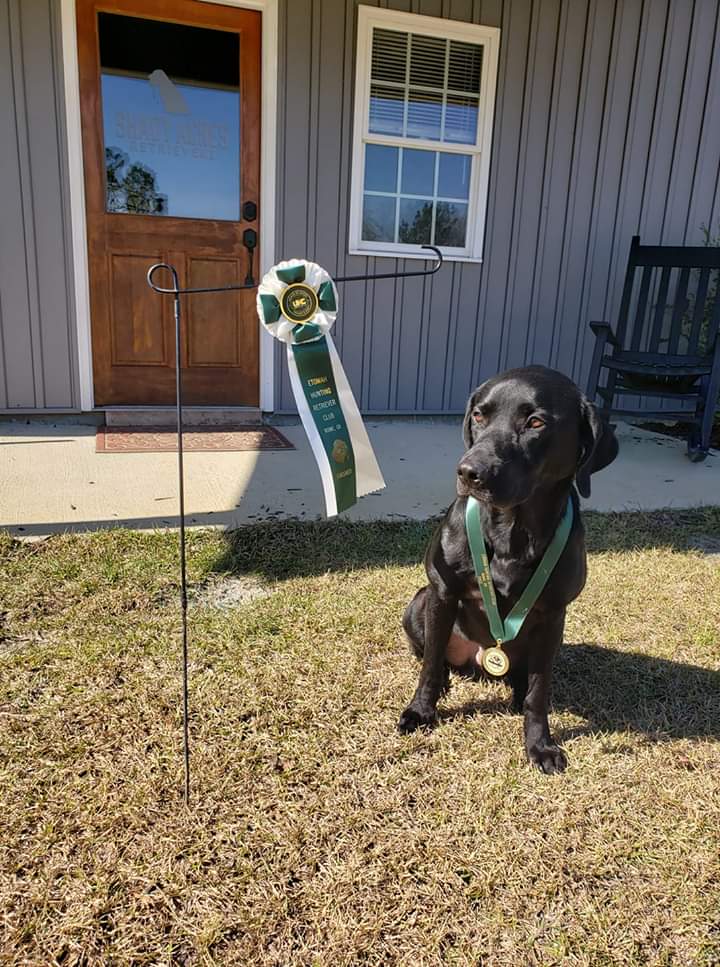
349,6,500,263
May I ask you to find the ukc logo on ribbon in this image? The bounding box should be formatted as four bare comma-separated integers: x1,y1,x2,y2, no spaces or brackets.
257,260,385,516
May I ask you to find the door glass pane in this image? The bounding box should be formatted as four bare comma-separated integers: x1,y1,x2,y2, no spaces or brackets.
99,14,240,220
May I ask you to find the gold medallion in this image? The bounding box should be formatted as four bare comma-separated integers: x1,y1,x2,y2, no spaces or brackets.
281,282,319,323
482,646,510,677
331,439,349,463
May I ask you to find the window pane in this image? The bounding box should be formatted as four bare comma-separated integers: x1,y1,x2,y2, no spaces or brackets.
369,84,405,135
409,34,446,88
444,94,479,144
438,153,471,199
448,41,482,93
371,28,407,84
398,198,433,244
362,194,396,242
401,148,435,196
435,201,468,247
365,144,398,192
362,23,488,252
99,13,240,220
407,89,443,140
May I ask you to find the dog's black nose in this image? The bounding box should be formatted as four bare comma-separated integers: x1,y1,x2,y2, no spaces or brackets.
457,462,482,486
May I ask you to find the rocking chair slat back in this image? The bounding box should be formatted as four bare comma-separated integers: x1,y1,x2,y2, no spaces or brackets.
667,266,690,355
647,265,672,355
687,267,711,355
618,240,720,359
707,283,720,354
616,238,640,345
586,234,720,461
628,264,653,351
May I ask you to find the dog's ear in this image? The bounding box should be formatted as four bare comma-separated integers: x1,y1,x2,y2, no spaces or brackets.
576,397,619,498
462,385,486,449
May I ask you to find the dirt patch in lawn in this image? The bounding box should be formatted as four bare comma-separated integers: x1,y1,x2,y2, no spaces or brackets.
193,574,272,610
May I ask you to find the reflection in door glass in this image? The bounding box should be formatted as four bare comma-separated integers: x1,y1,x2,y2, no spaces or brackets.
99,14,240,221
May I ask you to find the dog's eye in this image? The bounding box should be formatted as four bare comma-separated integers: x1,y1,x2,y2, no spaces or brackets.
472,411,486,425
526,416,545,430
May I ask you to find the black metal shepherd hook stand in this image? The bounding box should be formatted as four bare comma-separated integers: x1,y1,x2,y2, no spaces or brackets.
147,244,443,804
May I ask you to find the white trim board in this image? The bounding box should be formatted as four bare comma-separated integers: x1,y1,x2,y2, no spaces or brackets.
59,0,278,412
60,0,93,411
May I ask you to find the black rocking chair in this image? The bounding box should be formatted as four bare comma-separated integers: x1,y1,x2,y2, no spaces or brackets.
586,235,720,461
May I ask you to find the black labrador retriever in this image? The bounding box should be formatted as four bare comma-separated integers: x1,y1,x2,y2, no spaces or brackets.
399,365,618,773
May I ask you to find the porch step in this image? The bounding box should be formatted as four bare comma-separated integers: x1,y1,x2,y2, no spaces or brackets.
104,407,262,427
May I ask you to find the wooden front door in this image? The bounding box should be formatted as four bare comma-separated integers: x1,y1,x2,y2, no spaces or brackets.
77,0,260,406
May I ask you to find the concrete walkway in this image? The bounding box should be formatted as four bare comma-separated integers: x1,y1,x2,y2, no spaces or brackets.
0,419,717,537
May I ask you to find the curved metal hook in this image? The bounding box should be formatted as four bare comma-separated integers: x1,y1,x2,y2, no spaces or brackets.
147,262,257,295
334,245,443,283
147,262,181,295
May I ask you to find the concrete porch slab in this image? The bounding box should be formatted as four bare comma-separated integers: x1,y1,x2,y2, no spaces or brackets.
0,419,717,537
103,407,262,426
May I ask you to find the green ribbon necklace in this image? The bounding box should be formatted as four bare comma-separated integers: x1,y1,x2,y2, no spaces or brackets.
464,495,574,676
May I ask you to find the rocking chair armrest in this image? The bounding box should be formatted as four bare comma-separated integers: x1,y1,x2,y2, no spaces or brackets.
589,321,620,348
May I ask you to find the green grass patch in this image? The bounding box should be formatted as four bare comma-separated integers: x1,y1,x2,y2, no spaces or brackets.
1,509,719,965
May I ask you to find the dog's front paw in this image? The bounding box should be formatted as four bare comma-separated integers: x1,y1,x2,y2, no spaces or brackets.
527,742,567,774
398,703,437,734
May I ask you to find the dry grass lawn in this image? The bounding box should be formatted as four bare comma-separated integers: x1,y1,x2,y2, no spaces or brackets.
1,509,719,966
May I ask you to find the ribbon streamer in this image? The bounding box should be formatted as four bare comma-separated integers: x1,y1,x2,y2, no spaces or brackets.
257,259,385,516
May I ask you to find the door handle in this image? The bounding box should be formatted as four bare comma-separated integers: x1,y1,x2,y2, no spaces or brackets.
243,228,257,286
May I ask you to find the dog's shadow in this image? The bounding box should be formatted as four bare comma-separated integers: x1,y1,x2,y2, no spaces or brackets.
441,643,720,742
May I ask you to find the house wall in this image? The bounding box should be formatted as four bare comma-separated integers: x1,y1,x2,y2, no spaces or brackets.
274,0,720,413
1,0,719,414
0,0,78,411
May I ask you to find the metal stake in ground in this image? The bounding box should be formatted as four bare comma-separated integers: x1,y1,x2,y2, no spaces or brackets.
173,275,191,806
147,246,444,802
147,263,259,804
146,264,190,803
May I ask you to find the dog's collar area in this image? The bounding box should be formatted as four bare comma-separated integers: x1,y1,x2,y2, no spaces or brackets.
465,496,574,674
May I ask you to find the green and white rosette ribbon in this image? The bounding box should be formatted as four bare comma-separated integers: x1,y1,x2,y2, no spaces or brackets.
257,259,385,517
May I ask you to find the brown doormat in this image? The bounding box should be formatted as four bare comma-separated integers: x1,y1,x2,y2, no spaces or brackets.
96,425,294,453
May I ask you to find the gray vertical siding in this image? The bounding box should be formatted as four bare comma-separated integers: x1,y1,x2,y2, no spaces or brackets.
274,0,720,413
0,0,77,410
1,0,719,415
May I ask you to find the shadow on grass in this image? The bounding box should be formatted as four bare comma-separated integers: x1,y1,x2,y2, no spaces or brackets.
553,642,720,741
211,518,439,580
439,643,720,742
437,695,511,722
210,507,720,581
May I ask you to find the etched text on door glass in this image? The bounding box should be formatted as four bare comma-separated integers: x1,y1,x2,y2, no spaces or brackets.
99,14,240,220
